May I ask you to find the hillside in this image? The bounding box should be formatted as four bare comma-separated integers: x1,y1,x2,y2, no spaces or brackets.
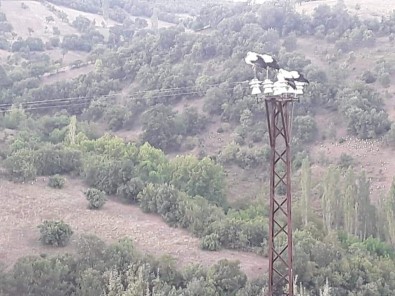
0,177,266,278
296,0,394,19
0,0,395,294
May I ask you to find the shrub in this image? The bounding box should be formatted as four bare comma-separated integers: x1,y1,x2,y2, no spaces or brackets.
138,183,186,226
83,159,120,194
85,188,106,209
38,220,73,247
35,145,82,175
251,130,263,143
182,136,198,151
378,73,391,88
105,106,126,131
361,70,376,84
339,153,354,169
5,149,37,182
207,260,247,295
117,178,144,203
209,219,249,250
48,175,65,189
200,233,221,251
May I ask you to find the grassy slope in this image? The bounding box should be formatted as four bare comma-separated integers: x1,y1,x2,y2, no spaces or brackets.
0,177,267,278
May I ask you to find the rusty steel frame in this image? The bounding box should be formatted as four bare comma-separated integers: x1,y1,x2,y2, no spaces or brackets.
265,96,295,296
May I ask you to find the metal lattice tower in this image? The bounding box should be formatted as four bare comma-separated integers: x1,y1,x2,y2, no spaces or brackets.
247,55,306,295
265,96,295,296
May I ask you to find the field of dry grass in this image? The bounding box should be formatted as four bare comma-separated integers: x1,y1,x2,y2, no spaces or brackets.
1,1,78,40
0,177,268,278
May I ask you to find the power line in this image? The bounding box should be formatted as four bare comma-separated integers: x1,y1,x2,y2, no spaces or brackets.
0,83,249,113
0,80,249,111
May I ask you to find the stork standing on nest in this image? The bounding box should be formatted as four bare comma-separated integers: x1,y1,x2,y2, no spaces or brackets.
244,51,280,79
278,69,309,84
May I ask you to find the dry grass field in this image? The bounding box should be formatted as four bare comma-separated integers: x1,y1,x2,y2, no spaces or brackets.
1,1,78,40
0,177,268,278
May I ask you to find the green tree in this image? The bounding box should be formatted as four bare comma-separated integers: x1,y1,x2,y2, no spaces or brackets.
292,115,317,143
207,260,247,295
381,178,395,244
356,171,376,240
300,157,311,227
321,165,342,231
0,64,11,87
283,33,297,51
77,268,105,296
48,175,65,189
72,15,91,32
117,177,145,203
342,168,357,235
5,149,36,181
85,188,107,209
38,220,73,247
2,105,27,129
138,183,185,226
64,115,77,146
141,105,179,152
169,155,226,207
12,255,76,295
137,142,169,183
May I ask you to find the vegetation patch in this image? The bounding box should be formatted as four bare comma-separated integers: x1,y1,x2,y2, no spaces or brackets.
48,174,65,189
38,220,73,247
85,188,106,209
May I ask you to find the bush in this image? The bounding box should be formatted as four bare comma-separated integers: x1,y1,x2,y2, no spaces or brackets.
378,73,391,88
35,145,82,175
361,71,376,84
200,233,221,251
48,175,65,189
5,149,37,182
38,220,73,247
85,188,106,209
117,178,144,203
138,183,186,226
339,153,354,169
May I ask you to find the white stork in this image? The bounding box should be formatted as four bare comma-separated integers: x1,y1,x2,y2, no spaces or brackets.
278,68,309,85
245,51,280,78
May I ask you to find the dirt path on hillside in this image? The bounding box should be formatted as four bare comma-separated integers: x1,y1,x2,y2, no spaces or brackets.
0,177,267,278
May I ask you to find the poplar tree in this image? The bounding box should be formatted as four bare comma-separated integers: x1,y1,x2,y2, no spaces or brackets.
321,165,341,231
65,115,77,146
381,178,395,244
300,157,311,227
102,0,109,22
342,168,357,235
356,171,376,239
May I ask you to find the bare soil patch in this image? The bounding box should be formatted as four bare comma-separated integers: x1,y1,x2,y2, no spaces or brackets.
0,177,268,278
47,49,89,65
42,64,94,85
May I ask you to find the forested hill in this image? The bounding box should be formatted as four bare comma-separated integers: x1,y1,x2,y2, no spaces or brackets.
0,0,395,295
